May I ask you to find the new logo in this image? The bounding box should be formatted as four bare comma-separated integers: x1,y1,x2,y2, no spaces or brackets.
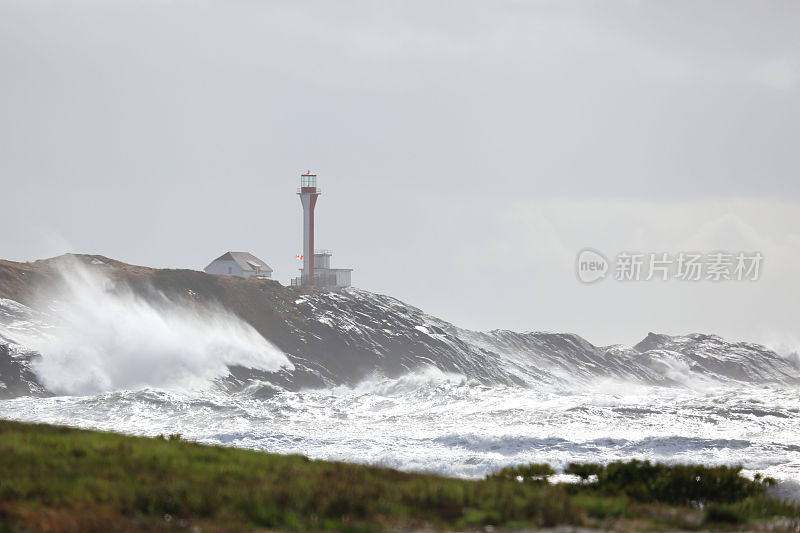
576,249,609,284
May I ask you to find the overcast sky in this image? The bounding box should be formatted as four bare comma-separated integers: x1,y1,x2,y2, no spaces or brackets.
1,1,798,348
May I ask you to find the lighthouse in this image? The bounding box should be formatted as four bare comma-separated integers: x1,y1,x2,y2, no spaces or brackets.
291,170,353,288
298,170,320,285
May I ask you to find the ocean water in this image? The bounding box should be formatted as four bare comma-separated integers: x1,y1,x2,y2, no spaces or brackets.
2,267,799,497
3,369,800,495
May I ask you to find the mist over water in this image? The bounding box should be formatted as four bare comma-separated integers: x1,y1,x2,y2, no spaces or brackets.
18,260,291,395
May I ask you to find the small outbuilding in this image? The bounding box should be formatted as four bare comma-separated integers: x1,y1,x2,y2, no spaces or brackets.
204,252,273,279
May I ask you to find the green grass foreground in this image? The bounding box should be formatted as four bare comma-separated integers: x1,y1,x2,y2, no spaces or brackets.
0,420,798,532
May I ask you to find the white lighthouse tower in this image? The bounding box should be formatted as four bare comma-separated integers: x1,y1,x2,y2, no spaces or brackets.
291,170,353,288
298,170,320,285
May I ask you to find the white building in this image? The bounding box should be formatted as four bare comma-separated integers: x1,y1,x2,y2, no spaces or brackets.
313,250,352,288
204,252,273,279
291,250,352,288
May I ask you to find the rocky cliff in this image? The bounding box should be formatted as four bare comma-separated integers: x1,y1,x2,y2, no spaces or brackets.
1,254,797,398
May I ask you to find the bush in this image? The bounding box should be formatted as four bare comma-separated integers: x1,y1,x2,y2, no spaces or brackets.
487,463,555,484
565,462,603,482
591,460,774,505
155,433,183,441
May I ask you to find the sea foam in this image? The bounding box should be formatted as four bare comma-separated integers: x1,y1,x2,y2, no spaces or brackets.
18,259,291,395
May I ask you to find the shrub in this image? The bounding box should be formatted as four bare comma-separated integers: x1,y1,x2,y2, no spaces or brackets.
155,433,183,441
487,463,555,484
565,462,603,482
593,460,772,505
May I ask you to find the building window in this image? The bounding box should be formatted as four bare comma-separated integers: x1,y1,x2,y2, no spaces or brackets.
228,266,232,274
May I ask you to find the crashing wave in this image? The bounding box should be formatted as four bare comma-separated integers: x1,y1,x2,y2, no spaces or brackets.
0,255,798,397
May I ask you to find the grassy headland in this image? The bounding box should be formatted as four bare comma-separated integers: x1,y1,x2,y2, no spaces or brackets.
0,419,797,532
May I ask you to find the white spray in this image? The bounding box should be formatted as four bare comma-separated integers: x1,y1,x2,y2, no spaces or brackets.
21,259,292,395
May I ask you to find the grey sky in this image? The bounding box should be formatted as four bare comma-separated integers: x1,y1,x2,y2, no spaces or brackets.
1,1,798,348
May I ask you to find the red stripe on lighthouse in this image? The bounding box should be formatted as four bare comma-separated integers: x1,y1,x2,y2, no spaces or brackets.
309,194,317,284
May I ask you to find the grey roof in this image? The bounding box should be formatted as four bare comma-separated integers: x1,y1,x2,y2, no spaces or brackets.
210,252,273,273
